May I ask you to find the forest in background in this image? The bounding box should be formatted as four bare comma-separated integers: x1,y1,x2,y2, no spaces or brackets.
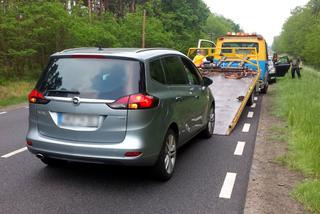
272,0,320,68
0,0,240,80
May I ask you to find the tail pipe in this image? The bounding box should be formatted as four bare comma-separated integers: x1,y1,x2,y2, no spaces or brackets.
36,153,44,160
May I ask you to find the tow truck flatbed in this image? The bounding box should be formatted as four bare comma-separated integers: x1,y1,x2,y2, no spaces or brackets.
188,47,260,135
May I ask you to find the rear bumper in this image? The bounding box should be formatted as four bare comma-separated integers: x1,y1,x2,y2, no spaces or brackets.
26,129,159,166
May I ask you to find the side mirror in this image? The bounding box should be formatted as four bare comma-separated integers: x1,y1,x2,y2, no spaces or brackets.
203,76,213,87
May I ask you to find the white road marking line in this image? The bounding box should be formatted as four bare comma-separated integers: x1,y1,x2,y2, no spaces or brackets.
247,111,254,118
219,172,237,199
251,103,256,108
1,147,27,158
234,141,246,156
254,97,258,101
25,106,29,109
0,111,7,115
242,123,251,132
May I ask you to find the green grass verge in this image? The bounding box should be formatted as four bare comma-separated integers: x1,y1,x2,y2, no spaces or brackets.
0,80,35,107
293,180,320,213
273,67,320,213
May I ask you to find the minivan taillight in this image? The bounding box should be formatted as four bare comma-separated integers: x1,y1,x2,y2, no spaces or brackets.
28,89,49,104
108,93,159,110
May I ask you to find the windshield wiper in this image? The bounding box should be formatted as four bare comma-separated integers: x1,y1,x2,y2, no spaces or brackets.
46,89,80,95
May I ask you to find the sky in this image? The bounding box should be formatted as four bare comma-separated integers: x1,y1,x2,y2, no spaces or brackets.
203,0,309,45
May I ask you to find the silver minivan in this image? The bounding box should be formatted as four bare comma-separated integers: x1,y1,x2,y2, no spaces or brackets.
26,48,215,180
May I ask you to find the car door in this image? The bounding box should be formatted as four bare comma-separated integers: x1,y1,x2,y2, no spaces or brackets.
181,56,208,133
162,56,194,142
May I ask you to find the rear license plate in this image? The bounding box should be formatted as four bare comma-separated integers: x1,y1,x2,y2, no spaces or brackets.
58,113,99,127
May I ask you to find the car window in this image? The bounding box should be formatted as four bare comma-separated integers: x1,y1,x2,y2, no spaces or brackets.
222,42,259,53
162,56,188,85
181,57,202,85
279,57,289,64
36,57,141,100
149,59,166,84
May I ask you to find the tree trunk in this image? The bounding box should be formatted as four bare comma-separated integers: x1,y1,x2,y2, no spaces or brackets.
130,0,136,13
88,0,92,20
104,0,109,12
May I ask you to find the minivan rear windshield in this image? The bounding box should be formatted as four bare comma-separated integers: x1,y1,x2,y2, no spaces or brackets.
222,42,259,53
37,57,142,100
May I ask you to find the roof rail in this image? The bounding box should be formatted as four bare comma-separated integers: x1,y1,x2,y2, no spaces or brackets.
135,48,175,53
61,47,99,53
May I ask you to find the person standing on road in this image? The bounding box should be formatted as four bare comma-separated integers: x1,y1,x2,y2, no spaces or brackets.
272,52,278,65
290,56,302,79
193,49,208,67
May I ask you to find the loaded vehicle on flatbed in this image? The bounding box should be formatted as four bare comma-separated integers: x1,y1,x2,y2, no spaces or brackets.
215,32,269,94
188,33,268,135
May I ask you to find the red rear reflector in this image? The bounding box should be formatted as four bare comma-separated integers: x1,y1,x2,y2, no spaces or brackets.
28,89,49,104
108,93,158,110
71,55,105,59
124,152,142,157
27,140,32,146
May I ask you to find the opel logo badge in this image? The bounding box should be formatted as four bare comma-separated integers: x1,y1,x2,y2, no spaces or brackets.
72,97,80,105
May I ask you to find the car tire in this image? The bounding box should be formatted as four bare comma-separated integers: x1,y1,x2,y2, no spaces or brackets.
41,157,67,167
246,91,254,106
153,129,177,181
201,106,215,138
261,82,268,94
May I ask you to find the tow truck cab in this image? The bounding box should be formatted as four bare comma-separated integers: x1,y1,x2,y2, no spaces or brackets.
215,32,269,93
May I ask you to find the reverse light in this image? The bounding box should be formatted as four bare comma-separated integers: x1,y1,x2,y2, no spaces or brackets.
108,93,159,110
28,89,49,104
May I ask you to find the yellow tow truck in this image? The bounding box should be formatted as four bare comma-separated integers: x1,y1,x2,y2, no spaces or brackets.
188,40,261,135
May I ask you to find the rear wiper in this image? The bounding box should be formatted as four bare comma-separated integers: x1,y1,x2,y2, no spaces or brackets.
46,89,80,95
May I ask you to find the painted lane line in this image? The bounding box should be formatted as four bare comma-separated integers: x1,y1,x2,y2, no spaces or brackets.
1,147,27,158
254,97,258,101
0,111,7,115
234,141,246,156
247,111,254,118
242,123,251,133
219,172,237,199
25,106,29,109
251,103,256,108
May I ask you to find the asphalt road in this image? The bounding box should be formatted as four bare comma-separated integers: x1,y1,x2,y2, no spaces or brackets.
0,95,262,214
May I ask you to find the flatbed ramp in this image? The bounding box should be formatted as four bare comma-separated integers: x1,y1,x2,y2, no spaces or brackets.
207,73,255,135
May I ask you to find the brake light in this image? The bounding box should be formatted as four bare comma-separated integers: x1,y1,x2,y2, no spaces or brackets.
71,55,105,59
108,93,159,110
28,89,49,104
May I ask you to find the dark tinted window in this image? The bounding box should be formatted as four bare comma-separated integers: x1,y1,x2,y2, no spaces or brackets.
149,59,166,84
222,42,259,53
162,57,188,85
181,57,202,85
37,57,141,100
